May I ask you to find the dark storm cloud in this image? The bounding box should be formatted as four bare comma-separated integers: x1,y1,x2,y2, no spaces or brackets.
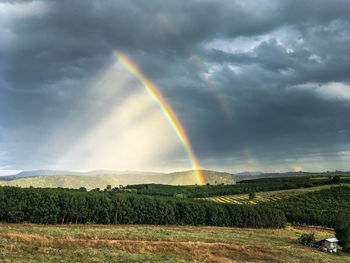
1,0,350,171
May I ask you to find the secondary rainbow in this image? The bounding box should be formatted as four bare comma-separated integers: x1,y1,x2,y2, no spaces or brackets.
114,51,205,185
158,13,259,171
158,13,234,121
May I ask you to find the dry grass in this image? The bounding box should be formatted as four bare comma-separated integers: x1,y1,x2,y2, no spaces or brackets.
0,223,349,263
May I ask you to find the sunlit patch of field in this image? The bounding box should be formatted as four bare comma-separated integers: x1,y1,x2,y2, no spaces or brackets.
0,223,349,263
202,184,350,205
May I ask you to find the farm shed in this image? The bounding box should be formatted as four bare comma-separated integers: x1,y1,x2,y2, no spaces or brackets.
316,237,339,252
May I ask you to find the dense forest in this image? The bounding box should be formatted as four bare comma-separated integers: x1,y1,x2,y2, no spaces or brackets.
0,186,286,228
126,175,350,198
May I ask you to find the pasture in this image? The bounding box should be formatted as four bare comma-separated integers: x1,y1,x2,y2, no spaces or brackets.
0,223,349,263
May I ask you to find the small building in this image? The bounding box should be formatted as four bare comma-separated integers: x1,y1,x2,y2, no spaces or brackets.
316,237,339,252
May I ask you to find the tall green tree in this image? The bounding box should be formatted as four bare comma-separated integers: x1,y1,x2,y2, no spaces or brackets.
335,214,350,252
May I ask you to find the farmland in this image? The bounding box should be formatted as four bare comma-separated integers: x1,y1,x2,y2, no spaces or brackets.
202,184,350,205
128,174,350,198
1,175,350,261
0,223,349,263
1,175,350,228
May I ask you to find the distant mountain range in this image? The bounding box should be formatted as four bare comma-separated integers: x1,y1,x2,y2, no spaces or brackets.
0,169,162,180
0,169,348,190
234,171,263,176
0,170,236,189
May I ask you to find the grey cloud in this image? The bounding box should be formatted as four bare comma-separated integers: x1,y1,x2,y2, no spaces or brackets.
1,0,350,171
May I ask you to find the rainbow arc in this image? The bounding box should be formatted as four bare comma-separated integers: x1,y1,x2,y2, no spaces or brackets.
114,52,205,185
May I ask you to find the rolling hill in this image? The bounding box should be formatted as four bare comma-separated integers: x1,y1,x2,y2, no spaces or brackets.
203,183,350,204
0,170,235,190
0,169,162,180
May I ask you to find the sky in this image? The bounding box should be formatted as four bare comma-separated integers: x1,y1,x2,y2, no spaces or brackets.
1,0,350,175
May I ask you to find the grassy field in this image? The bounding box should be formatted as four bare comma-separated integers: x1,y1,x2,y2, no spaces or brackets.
202,184,350,205
0,223,349,262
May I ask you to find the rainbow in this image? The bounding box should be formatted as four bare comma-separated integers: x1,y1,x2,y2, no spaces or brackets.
157,13,262,172
158,14,234,120
188,51,234,120
114,52,206,185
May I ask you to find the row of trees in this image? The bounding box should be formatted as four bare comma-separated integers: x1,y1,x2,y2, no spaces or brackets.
127,176,350,198
262,186,350,227
0,186,286,228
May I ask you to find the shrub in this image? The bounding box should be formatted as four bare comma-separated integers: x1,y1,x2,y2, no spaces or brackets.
298,232,315,246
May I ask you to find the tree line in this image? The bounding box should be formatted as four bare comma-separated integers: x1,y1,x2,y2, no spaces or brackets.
126,175,350,198
0,186,286,228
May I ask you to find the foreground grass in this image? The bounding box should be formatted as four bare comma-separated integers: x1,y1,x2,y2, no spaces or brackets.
203,184,350,204
0,223,349,263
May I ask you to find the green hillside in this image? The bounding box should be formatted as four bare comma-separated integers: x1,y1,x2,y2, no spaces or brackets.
203,183,350,204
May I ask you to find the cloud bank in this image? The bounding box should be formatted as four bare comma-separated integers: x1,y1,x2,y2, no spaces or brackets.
1,0,350,173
